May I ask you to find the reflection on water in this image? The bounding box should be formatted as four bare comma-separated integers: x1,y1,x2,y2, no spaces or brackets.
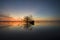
34,22,60,26
0,22,60,31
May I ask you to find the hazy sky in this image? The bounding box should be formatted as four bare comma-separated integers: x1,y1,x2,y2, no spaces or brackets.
0,0,60,19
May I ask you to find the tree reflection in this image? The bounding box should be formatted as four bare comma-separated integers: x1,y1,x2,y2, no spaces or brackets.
23,16,34,30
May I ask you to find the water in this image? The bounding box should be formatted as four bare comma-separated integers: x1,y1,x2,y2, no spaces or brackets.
0,21,60,40
0,22,60,31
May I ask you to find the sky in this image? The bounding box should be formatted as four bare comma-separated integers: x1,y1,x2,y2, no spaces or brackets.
0,0,60,20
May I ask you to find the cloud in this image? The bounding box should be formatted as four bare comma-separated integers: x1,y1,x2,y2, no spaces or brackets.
0,14,10,17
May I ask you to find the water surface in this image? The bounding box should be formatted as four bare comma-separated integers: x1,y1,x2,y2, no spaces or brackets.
0,21,60,31
0,21,60,40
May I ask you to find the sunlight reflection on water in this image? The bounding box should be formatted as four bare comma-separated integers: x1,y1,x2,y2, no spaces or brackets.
0,22,60,32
